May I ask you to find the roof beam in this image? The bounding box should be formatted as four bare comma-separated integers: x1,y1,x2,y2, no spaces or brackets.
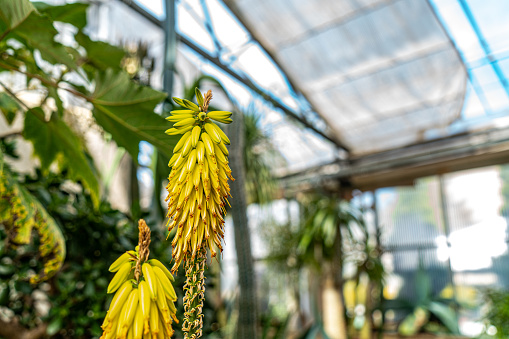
281,124,509,192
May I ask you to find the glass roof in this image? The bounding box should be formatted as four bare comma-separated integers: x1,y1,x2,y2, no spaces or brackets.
429,0,509,122
132,0,509,173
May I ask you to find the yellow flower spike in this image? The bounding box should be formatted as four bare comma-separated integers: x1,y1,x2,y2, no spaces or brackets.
101,221,176,339
165,89,234,338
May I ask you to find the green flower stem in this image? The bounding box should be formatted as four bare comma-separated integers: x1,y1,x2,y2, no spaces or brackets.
182,248,206,339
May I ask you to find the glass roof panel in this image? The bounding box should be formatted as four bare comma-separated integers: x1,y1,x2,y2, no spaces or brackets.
430,0,509,125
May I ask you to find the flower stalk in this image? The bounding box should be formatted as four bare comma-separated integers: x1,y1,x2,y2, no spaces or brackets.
182,248,207,339
165,88,233,337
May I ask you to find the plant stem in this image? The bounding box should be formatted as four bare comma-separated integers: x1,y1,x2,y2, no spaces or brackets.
182,248,206,339
0,80,44,121
0,60,90,101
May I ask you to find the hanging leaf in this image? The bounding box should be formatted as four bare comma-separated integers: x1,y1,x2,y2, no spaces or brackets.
0,168,36,245
0,166,66,283
11,12,78,72
0,92,21,125
23,109,100,207
0,0,34,36
90,69,179,160
30,197,66,284
75,31,125,71
33,2,88,30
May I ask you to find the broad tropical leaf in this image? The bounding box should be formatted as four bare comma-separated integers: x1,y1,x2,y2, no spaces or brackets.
75,31,125,71
90,69,179,160
428,301,459,334
0,92,20,124
11,12,78,72
0,0,34,36
0,165,65,283
33,2,88,29
23,109,100,207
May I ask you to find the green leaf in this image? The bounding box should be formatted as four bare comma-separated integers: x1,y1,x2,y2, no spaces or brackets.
23,109,100,207
75,31,125,70
415,267,431,304
47,317,63,336
0,167,66,283
33,2,88,29
0,0,35,36
0,92,21,124
90,69,178,160
428,301,459,334
195,87,204,106
10,11,78,72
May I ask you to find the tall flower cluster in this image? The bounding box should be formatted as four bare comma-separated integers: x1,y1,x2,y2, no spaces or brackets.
164,89,233,273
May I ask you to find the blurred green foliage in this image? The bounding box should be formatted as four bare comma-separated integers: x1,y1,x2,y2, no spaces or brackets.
483,289,509,338
0,153,223,337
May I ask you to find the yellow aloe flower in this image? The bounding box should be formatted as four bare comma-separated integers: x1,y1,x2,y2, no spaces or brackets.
164,88,234,273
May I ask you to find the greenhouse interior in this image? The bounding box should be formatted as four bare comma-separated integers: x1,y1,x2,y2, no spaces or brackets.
1,0,509,338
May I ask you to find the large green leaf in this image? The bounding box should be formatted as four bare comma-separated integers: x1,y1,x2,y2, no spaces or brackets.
23,109,100,207
428,301,459,334
415,267,431,305
75,31,125,70
0,92,20,125
0,166,65,283
12,12,78,72
33,2,88,30
90,69,178,160
0,0,34,36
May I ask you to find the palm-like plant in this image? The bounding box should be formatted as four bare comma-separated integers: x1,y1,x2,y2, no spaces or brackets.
297,195,376,339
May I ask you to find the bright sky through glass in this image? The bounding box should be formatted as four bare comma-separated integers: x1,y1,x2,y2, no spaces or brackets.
430,0,509,122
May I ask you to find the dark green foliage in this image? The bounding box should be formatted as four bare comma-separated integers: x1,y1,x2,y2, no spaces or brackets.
483,289,509,338
0,93,20,125
23,109,100,208
0,0,178,207
0,169,171,338
90,69,177,160
389,264,459,336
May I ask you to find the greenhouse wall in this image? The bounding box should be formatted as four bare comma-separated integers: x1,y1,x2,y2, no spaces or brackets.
377,164,509,336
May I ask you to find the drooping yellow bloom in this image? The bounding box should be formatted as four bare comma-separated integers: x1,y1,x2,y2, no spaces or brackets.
164,89,234,273
100,220,178,339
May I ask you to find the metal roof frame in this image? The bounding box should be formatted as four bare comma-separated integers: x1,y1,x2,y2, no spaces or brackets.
119,0,509,192
118,0,349,150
